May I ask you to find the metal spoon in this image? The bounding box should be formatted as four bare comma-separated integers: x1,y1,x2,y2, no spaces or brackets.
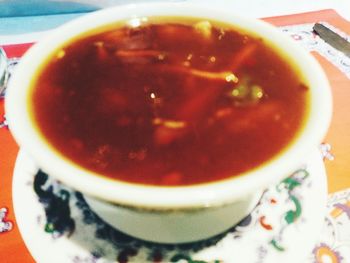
0,47,20,98
313,23,350,58
0,48,9,98
0,47,20,128
0,48,8,128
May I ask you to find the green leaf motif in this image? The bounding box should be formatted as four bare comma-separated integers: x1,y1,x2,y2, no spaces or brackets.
283,178,301,191
45,222,55,233
270,239,285,252
170,253,219,263
284,195,302,224
171,254,192,262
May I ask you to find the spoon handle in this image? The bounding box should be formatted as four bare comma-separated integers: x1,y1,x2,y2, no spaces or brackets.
0,47,20,129
0,47,8,97
0,47,20,98
313,23,350,58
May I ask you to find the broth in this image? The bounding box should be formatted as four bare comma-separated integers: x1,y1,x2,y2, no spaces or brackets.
31,17,308,186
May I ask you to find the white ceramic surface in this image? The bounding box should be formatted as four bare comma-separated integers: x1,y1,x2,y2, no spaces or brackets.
6,2,332,244
5,2,332,209
84,189,263,243
13,149,327,262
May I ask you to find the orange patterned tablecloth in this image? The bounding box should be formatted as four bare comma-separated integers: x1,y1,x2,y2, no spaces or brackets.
0,9,350,263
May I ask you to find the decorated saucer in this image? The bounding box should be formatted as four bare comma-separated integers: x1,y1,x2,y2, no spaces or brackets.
312,188,350,262
13,149,327,262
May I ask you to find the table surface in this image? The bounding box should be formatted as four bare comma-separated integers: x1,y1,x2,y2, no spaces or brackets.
1,1,350,262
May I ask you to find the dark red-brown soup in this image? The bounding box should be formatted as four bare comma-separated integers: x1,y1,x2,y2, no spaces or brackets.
30,17,309,186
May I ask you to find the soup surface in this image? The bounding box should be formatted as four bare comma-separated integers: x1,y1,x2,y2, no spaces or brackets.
31,17,308,186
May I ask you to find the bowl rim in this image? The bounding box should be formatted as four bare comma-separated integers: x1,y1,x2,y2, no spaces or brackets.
5,2,333,209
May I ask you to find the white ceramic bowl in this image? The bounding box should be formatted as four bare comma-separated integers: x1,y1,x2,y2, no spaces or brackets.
5,3,332,243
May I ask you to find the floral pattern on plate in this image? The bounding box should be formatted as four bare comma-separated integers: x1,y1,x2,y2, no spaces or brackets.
13,150,327,262
310,189,350,263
